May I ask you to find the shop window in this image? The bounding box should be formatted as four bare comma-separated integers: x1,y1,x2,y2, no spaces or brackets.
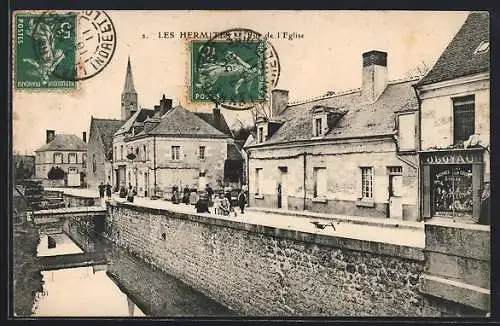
313,167,327,198
255,168,263,195
397,113,416,150
432,165,473,218
171,146,181,160
361,167,373,199
453,95,475,145
199,146,206,160
53,153,63,164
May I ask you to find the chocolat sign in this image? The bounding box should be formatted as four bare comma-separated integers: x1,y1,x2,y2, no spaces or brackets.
421,150,483,165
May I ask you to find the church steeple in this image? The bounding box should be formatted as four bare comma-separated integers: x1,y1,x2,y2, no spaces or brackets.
121,56,138,120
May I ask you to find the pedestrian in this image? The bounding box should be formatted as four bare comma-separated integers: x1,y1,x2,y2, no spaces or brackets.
205,184,214,206
105,182,112,199
127,185,135,203
189,187,199,205
238,188,247,214
195,192,211,213
213,194,222,214
171,185,180,204
478,182,490,225
98,182,105,198
182,186,190,204
220,195,231,216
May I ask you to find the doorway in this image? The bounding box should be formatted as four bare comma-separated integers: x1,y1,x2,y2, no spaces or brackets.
278,167,288,209
388,166,403,219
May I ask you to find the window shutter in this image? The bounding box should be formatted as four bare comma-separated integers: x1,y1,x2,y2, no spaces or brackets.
356,167,362,199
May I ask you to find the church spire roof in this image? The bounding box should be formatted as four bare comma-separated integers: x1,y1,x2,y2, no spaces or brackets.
122,56,137,94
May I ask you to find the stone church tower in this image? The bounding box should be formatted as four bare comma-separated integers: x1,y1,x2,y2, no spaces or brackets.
121,56,138,120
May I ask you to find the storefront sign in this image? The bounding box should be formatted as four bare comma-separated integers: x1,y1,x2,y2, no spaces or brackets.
421,150,483,165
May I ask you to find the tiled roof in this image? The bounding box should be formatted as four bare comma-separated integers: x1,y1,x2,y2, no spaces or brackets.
252,78,418,146
114,108,155,136
195,112,233,137
35,134,87,152
148,106,227,138
91,118,125,159
417,12,489,86
227,143,243,161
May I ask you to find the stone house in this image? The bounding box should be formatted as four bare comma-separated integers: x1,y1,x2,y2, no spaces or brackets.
86,117,125,190
34,130,87,187
415,12,490,222
245,50,421,220
112,95,240,197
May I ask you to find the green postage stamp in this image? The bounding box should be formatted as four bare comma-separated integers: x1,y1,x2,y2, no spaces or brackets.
14,12,77,89
190,39,267,105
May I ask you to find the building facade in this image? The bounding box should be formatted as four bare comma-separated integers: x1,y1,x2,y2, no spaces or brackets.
112,96,241,197
415,12,490,223
246,50,421,220
86,117,125,190
34,130,87,187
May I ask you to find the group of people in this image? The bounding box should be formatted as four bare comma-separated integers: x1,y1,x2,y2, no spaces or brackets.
171,183,247,217
98,182,112,199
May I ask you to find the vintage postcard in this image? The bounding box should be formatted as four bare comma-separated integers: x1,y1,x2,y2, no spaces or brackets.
11,10,490,318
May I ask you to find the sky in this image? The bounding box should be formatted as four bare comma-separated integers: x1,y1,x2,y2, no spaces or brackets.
12,10,470,154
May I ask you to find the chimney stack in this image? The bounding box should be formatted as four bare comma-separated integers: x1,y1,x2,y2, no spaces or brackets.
46,130,55,144
155,94,173,118
360,50,388,104
82,131,87,143
213,106,222,131
270,89,289,117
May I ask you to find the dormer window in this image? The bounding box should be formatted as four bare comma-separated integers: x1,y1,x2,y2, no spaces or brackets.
314,118,323,137
474,41,489,55
258,126,264,143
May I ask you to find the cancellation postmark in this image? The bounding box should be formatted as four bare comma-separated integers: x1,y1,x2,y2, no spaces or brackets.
14,10,116,90
189,28,280,110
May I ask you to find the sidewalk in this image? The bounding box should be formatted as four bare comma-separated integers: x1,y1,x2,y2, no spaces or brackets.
48,187,425,248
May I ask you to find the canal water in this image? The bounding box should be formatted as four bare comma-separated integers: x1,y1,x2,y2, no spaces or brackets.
32,228,236,317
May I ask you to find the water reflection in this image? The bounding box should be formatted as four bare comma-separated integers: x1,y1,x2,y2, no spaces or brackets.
32,226,235,317
32,266,145,317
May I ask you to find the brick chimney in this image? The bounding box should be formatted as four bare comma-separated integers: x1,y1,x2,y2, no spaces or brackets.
213,106,221,131
270,89,289,117
360,50,388,104
82,131,87,143
155,94,173,118
46,130,55,144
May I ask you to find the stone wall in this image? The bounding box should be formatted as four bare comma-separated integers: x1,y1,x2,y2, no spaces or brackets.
103,202,482,316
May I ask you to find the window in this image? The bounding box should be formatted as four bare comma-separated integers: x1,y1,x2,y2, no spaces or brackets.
474,41,489,55
255,168,263,195
257,126,264,143
199,146,206,160
68,153,77,164
398,113,416,150
53,153,63,164
114,146,117,161
314,118,323,137
92,154,97,173
143,145,147,161
171,146,181,160
361,167,373,199
120,145,124,161
453,95,475,145
313,167,327,198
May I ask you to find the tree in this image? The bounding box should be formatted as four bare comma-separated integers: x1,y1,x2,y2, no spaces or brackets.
47,166,66,180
